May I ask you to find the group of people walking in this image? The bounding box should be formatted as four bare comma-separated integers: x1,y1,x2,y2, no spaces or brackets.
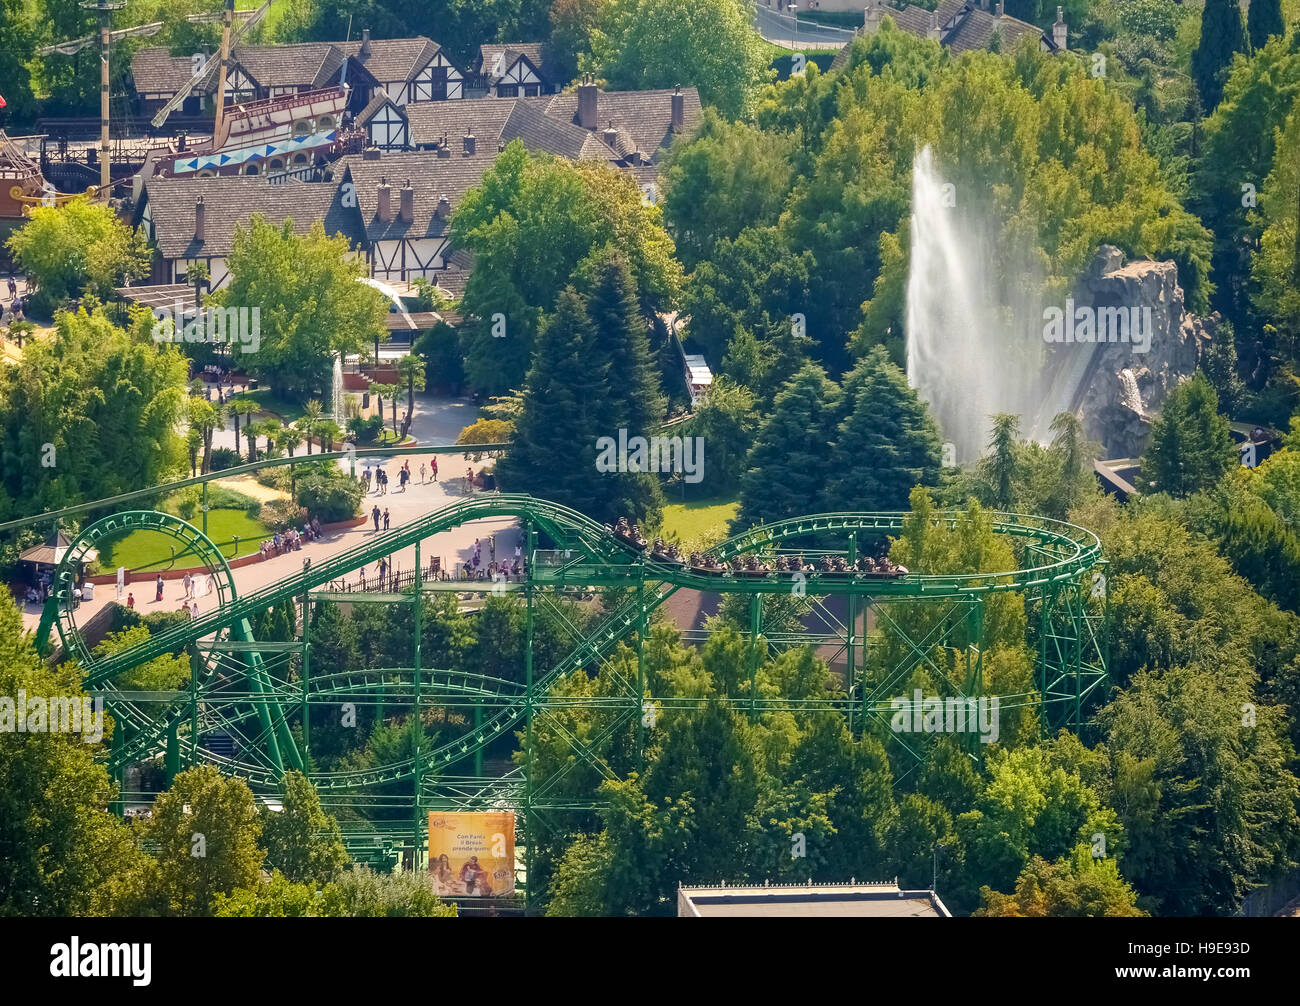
363,457,438,495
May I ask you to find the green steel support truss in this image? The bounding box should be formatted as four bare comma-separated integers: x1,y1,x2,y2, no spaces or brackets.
40,495,1108,897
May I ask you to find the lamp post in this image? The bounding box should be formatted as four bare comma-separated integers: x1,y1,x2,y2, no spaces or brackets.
789,2,798,49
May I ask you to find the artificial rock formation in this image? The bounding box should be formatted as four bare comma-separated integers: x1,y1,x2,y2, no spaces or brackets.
1070,245,1213,459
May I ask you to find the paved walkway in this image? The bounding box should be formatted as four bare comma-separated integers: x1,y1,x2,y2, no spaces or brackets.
20,468,520,635
18,392,518,637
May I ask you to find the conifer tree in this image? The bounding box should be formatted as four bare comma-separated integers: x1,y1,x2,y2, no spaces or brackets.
1193,0,1248,110
497,288,663,523
734,363,841,529
979,414,1022,511
1141,372,1237,497
586,252,666,437
829,346,942,512
497,288,606,508
1247,0,1284,51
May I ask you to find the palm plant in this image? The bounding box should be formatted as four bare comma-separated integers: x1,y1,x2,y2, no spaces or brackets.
281,428,304,458
243,419,266,463
369,382,400,435
299,399,325,454
396,354,426,431
315,419,344,453
227,397,257,456
261,419,284,459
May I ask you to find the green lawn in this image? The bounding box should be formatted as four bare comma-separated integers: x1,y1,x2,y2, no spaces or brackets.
230,388,310,424
96,509,274,573
661,496,740,547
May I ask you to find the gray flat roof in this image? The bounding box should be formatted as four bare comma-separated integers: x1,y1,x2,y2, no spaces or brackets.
679,883,951,918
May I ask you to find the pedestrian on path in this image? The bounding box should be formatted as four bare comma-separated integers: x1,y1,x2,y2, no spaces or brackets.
432,457,438,481
372,505,381,532
419,462,427,484
155,575,164,603
127,592,135,610
383,508,390,530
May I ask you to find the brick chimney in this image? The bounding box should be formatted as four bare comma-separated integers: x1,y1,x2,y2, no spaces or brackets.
577,75,598,130
360,28,371,58
399,179,414,224
603,120,617,147
864,0,884,33
436,193,450,218
362,146,381,161
436,133,451,158
194,195,205,243
1053,6,1068,50
463,130,476,156
377,177,392,222
995,1,1004,17
928,9,940,39
671,85,684,133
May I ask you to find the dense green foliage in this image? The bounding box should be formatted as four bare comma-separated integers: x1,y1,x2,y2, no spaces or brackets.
452,141,681,396
0,308,189,522
584,0,772,118
6,198,151,315
217,217,388,400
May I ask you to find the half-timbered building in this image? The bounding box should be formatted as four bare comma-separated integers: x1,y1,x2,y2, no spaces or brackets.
356,90,410,151
399,82,701,171
339,31,466,106
130,31,467,120
135,175,366,290
476,43,559,97
334,146,499,284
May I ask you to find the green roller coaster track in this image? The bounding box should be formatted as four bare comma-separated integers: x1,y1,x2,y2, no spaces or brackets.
28,481,1110,897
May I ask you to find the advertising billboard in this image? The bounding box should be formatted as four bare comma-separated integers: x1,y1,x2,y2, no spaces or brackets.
427,811,516,897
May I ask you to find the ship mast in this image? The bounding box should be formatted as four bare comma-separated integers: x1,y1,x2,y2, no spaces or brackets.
212,0,235,149
86,1,124,195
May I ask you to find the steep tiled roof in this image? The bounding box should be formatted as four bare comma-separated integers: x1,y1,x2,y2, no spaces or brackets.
479,43,555,86
337,36,449,82
542,87,700,163
399,87,699,163
143,176,365,259
892,6,936,34
131,48,207,95
943,7,1045,52
131,35,453,100
830,4,1053,68
356,88,406,126
937,0,969,24
336,149,499,241
230,42,344,91
502,99,591,159
404,96,523,148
